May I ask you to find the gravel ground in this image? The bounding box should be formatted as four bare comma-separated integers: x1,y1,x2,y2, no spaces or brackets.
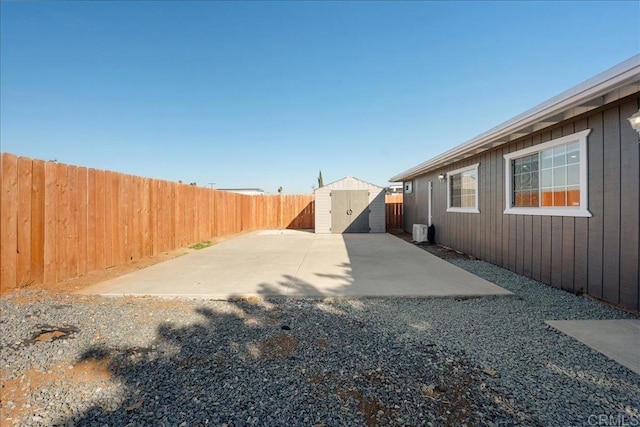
1,248,639,426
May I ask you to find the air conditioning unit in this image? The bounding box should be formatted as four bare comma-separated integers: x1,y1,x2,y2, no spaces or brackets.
412,224,428,243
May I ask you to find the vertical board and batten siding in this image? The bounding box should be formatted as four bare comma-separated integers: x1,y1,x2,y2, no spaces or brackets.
402,95,640,311
314,177,386,234
618,100,640,311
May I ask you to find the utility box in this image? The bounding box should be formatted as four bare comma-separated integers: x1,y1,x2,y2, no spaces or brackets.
412,224,429,242
314,177,385,234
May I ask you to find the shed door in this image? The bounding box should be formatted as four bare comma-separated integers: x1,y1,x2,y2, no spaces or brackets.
348,190,370,233
331,190,370,233
331,191,351,233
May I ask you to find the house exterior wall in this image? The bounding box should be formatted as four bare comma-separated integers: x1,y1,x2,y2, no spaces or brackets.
403,94,640,312
315,177,386,233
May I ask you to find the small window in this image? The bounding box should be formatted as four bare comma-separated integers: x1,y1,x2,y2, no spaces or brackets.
446,163,479,213
503,129,591,217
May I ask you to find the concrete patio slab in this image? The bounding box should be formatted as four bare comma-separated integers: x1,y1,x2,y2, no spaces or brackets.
78,230,513,299
546,319,640,375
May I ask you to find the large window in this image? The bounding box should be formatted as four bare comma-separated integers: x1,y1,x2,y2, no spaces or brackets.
447,163,479,213
503,129,591,217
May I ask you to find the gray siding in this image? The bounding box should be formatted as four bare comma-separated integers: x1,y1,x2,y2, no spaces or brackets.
403,94,640,312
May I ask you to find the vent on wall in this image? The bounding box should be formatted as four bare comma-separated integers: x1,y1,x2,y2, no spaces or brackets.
412,224,428,243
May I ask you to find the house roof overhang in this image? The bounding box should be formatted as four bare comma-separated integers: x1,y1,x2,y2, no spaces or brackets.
390,55,640,183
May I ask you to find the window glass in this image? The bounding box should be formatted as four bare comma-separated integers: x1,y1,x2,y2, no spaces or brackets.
567,164,580,185
512,153,538,207
567,186,580,206
541,169,552,187
566,143,580,164
553,167,566,186
553,146,566,167
450,174,462,207
541,150,553,169
511,141,581,208
448,166,478,211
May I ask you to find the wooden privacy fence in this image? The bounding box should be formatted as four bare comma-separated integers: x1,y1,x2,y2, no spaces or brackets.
1,153,403,291
385,194,403,229
1,154,315,291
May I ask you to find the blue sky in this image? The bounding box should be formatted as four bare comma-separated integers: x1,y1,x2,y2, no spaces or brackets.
1,1,638,194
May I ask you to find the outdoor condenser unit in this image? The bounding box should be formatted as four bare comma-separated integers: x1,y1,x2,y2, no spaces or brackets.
412,224,429,243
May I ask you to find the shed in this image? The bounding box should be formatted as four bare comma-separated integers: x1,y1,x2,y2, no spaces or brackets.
314,177,385,234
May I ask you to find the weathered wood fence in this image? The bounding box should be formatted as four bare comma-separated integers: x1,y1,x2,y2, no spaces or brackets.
1,153,402,291
385,194,403,229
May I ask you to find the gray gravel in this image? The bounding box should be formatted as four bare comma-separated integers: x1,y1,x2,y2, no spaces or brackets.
1,254,639,426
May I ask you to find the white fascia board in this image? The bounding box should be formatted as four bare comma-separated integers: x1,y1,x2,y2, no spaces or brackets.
390,55,640,182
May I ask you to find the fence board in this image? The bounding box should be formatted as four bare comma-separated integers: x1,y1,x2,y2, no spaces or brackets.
142,178,152,258
174,184,183,248
77,167,88,277
150,180,158,256
69,164,79,279
163,181,172,252
134,176,144,260
385,194,403,228
31,160,46,286
43,161,57,283
108,170,119,267
56,163,70,281
1,153,18,291
66,165,78,279
123,172,132,262
17,157,32,287
156,181,164,253
87,169,97,272
96,169,107,270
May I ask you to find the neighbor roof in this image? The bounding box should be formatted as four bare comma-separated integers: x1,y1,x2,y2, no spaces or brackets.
390,55,640,182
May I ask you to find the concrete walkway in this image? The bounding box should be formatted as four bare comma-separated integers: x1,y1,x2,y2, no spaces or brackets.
546,319,640,375
79,230,513,299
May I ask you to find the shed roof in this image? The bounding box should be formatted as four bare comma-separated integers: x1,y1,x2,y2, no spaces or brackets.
390,55,640,182
315,176,383,191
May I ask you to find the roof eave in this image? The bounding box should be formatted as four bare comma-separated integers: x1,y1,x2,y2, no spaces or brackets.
390,55,640,183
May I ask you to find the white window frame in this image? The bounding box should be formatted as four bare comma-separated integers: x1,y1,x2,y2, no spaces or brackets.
446,163,480,213
503,129,592,217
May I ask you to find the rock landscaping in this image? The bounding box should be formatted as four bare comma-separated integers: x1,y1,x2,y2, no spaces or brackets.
1,251,638,426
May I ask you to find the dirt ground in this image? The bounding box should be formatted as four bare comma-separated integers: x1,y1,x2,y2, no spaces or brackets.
1,240,220,425
0,249,193,298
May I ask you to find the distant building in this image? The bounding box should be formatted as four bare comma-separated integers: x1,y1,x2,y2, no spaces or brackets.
218,188,265,195
386,183,403,195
